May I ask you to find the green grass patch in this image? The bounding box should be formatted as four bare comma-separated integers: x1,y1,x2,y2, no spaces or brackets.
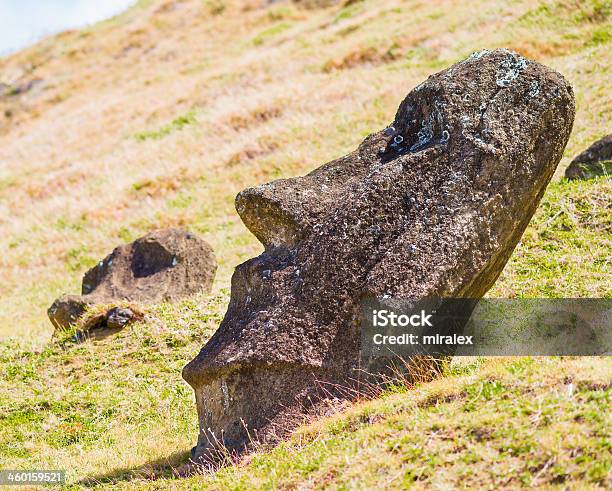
135,109,199,141
252,22,292,46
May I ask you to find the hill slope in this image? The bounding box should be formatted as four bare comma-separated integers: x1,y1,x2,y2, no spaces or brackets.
1,319,610,488
0,0,609,341
0,0,610,488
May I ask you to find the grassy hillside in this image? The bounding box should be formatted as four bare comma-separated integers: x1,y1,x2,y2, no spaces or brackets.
0,0,610,488
0,0,609,342
2,322,610,488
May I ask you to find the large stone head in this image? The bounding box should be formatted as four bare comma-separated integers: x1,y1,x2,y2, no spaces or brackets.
183,49,575,461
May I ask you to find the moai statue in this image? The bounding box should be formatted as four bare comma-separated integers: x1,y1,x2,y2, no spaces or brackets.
183,49,575,461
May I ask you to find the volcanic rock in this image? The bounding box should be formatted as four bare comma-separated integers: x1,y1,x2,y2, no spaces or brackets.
183,49,575,461
106,307,137,330
565,134,611,180
48,228,217,331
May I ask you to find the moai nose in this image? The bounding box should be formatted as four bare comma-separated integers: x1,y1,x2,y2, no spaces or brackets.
235,144,382,249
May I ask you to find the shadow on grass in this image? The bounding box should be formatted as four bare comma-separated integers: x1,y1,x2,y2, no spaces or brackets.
77,449,191,487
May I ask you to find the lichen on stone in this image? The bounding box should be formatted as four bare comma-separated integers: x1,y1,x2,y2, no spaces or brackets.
528,80,540,98
410,101,444,152
496,51,528,88
466,49,490,62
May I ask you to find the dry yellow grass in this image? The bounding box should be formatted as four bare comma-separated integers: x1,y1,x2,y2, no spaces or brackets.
0,1,609,344
0,2,610,486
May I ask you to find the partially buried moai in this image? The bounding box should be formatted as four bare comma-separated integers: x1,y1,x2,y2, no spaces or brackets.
183,49,575,461
49,228,217,334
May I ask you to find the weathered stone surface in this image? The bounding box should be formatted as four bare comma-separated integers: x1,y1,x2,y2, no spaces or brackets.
183,49,575,461
106,307,137,330
70,306,143,341
565,134,611,180
47,295,92,332
48,228,217,331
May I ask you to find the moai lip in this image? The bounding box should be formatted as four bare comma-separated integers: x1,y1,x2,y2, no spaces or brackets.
183,49,575,462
